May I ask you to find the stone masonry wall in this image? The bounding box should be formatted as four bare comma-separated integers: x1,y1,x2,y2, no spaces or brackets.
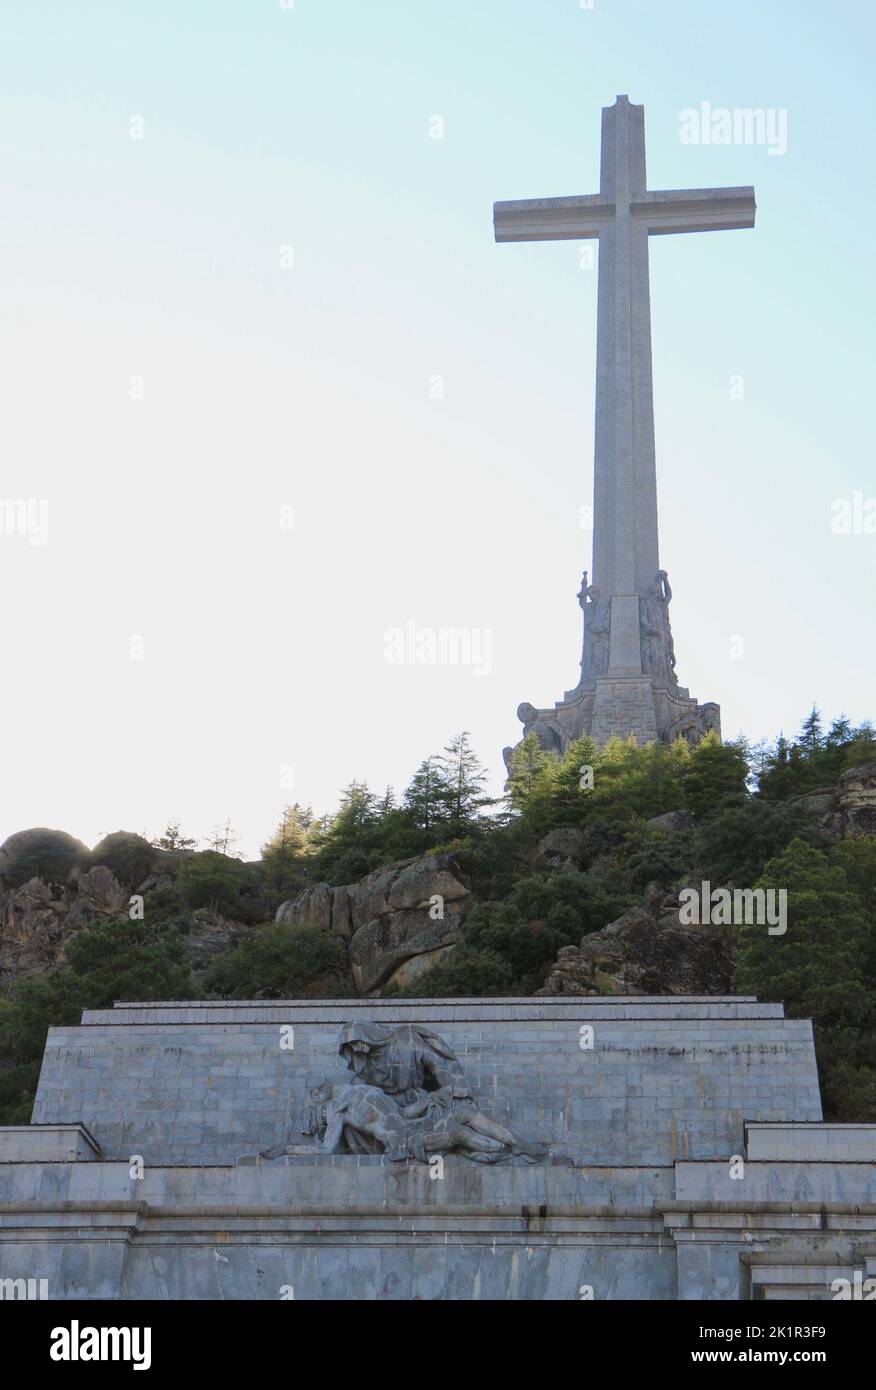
31,998,822,1167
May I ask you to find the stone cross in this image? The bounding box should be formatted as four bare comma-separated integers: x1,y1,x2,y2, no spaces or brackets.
495,93,756,678
494,95,755,687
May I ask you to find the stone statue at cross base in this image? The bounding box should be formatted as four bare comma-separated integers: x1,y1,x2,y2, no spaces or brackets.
639,569,679,686
303,1022,545,1164
502,702,566,779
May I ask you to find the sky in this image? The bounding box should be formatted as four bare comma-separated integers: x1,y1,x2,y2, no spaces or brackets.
1,0,874,858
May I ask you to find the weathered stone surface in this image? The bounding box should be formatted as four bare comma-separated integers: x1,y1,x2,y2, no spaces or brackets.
186,908,256,979
537,886,732,997
292,1022,544,1164
536,827,590,872
63,865,129,930
329,884,353,939
8,994,866,1302
276,854,474,994
790,765,876,840
349,906,465,995
1,865,133,984
275,882,333,932
347,867,395,932
835,763,876,837
28,996,821,1170
787,788,836,816
386,855,471,913
0,877,68,978
384,944,456,993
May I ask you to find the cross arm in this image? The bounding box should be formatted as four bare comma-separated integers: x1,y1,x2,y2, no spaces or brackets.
493,194,613,242
634,186,756,236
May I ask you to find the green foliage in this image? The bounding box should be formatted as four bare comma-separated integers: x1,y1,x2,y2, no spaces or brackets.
307,733,493,886
757,714,876,801
439,732,494,835
449,818,541,901
506,734,553,813
455,871,632,993
623,827,693,889
402,948,514,998
151,819,197,852
831,836,876,911
680,734,749,818
695,799,828,887
90,832,154,889
178,851,260,919
831,837,876,985
260,804,317,901
0,919,199,1124
3,705,875,1124
2,830,90,889
0,972,87,1061
735,839,876,1120
65,919,198,1005
510,736,695,839
207,924,353,999
309,781,391,884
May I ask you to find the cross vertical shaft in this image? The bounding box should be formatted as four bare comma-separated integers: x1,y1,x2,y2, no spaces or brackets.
594,97,658,663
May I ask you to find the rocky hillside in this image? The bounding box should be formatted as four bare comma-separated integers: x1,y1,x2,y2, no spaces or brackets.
2,718,875,1123
0,829,257,995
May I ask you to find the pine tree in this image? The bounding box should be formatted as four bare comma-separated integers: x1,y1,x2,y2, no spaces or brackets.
152,819,197,852
681,734,748,817
206,817,241,857
546,735,600,827
438,732,493,836
826,714,853,747
376,786,396,818
403,757,448,834
799,705,824,755
261,804,315,894
507,734,554,812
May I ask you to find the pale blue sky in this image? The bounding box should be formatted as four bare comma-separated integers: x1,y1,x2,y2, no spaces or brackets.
1,1,873,855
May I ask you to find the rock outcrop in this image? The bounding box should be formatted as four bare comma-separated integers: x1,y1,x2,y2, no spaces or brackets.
63,866,130,931
276,882,336,934
0,877,69,976
535,828,590,873
537,883,732,997
186,908,257,979
0,862,131,983
0,827,251,992
275,853,474,995
831,764,876,837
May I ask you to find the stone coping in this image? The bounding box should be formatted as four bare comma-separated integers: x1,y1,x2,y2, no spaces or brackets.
78,998,785,1026
105,996,759,1008
745,1120,876,1161
0,1123,101,1163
